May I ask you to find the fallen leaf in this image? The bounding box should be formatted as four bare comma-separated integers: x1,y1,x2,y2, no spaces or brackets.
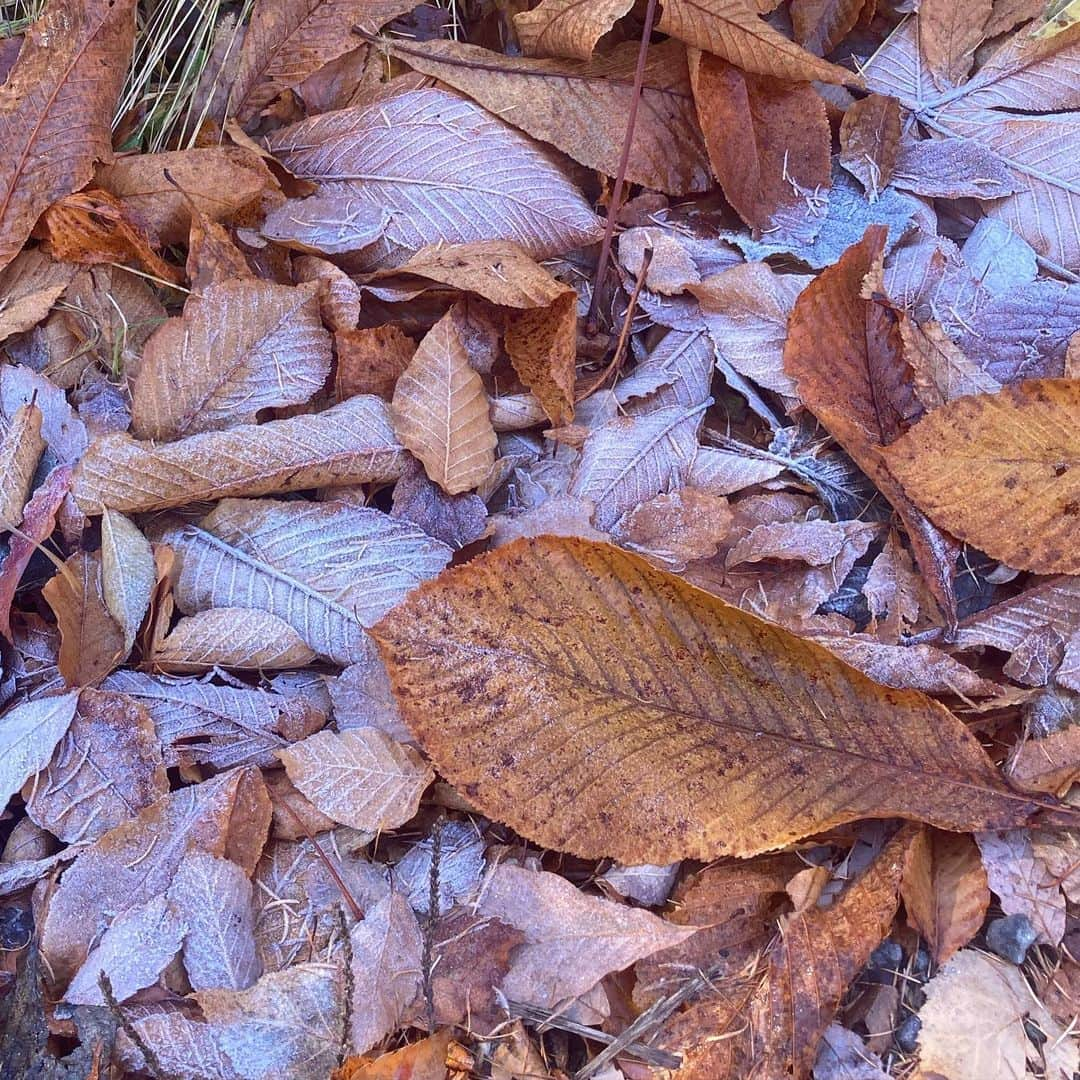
296,254,363,332
261,193,389,255
812,1024,889,1080
74,395,408,514
1010,727,1080,796
0,401,43,526
791,0,869,56
0,250,75,344
884,380,1080,574
919,0,992,84
372,536,1045,863
230,0,417,123
267,88,603,269
0,0,133,271
131,280,331,441
379,38,710,197
334,1030,450,1080
954,576,1080,653
900,317,1002,410
891,136,1018,200
390,459,488,550
391,306,498,494
279,728,433,832
839,94,901,200
976,828,1066,944
612,488,734,571
476,864,695,1009
900,827,989,964
514,0,634,59
0,691,79,816
24,688,168,844
100,509,154,654
689,50,831,233
42,550,126,685
330,645,409,742
335,325,415,400
505,291,577,426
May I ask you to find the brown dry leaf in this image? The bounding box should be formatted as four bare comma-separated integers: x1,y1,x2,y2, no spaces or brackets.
0,0,133,272
42,549,126,686
268,88,603,269
1009,727,1080,796
0,691,80,815
349,890,424,1055
900,316,1002,410
131,280,331,441
783,226,961,626
371,536,1048,863
514,0,634,58
915,950,1079,1080
379,39,710,197
475,863,696,1009
170,851,261,992
230,0,416,123
167,497,451,665
976,828,1066,944
657,0,857,84
279,728,433,832
40,766,269,985
919,0,992,85
612,488,734,571
900,827,989,964
726,518,880,569
883,380,1080,575
839,94,901,200
296,255,363,332
862,530,920,640
391,306,498,494
35,189,183,285
0,401,43,526
383,241,573,309
74,395,408,514
96,147,273,247
152,608,319,673
689,50,831,234
100,509,155,654
0,249,76,344
335,1031,450,1080
791,0,869,56
505,291,577,427
24,688,168,844
186,205,255,291
336,325,415,400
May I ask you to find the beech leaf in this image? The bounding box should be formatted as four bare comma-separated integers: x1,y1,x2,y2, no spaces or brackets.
371,536,1048,862
0,691,79,815
100,510,155,654
514,0,635,59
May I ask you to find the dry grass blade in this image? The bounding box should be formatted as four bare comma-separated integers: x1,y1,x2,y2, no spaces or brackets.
0,0,134,272
372,536,1051,863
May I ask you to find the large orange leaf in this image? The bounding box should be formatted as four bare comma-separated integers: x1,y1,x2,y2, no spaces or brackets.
371,536,1048,863
0,0,134,272
883,379,1080,574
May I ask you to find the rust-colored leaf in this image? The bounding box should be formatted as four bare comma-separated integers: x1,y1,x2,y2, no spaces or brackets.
791,0,869,56
1009,727,1080,796
514,0,634,59
505,291,577,427
900,827,989,964
333,1030,450,1080
839,94,901,200
372,536,1046,863
0,0,134,272
883,379,1080,575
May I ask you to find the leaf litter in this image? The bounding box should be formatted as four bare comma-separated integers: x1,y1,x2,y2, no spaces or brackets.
0,0,1078,1078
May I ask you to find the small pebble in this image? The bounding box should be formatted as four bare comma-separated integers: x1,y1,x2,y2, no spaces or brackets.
986,913,1038,965
0,905,32,950
864,940,903,983
895,1014,921,1053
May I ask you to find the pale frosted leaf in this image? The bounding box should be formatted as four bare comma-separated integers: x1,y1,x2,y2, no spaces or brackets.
656,0,856,84
170,498,451,664
612,488,734,571
25,688,168,844
813,1025,889,1080
171,852,261,992
0,364,88,466
131,280,331,441
261,195,388,255
197,963,343,1080
955,577,1080,652
279,728,432,832
0,848,81,900
102,670,322,770
153,609,318,673
618,226,702,295
294,255,362,331
390,458,488,550
976,828,1066,944
267,89,603,270
0,401,43,526
101,510,154,654
0,250,75,343
601,862,680,906
691,264,811,396
726,519,880,568
892,135,1019,199
0,0,133,271
330,645,410,742
514,0,635,58
861,19,939,105
620,328,715,415
688,445,785,494
349,891,423,1054
75,395,407,514
65,893,186,1005
392,820,485,915
961,220,1038,295
40,767,269,985
0,691,78,813
476,864,695,1009
230,0,417,123
380,39,710,197
839,94,901,200
569,404,708,530
119,1007,235,1080
42,549,126,684
391,307,497,494
1061,634,1080,692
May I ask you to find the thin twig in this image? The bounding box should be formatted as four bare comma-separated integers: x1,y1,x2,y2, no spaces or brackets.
336,905,354,1066
584,0,660,335
423,817,444,1032
277,799,364,922
98,973,176,1080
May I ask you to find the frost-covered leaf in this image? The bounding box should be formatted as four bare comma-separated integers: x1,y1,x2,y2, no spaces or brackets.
100,510,154,654
976,828,1066,945
0,691,79,814
153,609,319,673
0,402,43,527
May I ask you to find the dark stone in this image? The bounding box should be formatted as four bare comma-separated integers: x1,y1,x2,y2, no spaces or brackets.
986,914,1038,965
0,906,31,951
895,1014,921,1053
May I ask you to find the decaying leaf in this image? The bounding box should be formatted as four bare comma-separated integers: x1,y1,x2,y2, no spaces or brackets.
976,828,1066,945
372,536,1047,863
505,291,578,426
0,691,79,815
514,0,635,59
0,401,44,527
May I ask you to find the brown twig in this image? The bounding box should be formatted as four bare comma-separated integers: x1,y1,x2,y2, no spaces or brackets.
584,0,660,335
98,973,176,1080
277,800,364,922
